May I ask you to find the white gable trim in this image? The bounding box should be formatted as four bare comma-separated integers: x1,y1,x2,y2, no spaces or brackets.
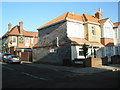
84,21,100,25
104,18,114,27
66,18,84,24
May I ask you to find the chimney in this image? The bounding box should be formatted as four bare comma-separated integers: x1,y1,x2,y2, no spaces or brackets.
95,8,102,20
19,21,23,34
8,23,12,31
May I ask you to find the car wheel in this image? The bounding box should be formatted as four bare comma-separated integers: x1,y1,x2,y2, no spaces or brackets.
3,59,5,62
8,61,12,64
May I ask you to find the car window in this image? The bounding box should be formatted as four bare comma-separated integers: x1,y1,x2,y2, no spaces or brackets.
7,55,12,58
12,56,20,58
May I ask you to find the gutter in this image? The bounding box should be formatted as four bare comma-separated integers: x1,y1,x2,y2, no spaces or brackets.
33,42,69,48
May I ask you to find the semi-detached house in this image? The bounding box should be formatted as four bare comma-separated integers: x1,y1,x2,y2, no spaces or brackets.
33,9,120,65
2,21,38,62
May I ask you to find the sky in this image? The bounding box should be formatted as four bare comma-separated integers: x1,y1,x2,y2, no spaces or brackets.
0,1,119,37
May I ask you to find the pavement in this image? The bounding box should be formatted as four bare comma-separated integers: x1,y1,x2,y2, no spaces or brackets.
21,61,120,75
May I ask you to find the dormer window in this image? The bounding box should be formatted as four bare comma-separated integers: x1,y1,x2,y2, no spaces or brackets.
92,26,95,35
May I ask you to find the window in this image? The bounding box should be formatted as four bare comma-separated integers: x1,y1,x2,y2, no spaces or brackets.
115,29,118,38
19,36,24,44
31,38,34,44
92,26,95,35
12,36,17,43
50,49,57,53
79,48,84,56
26,37,30,43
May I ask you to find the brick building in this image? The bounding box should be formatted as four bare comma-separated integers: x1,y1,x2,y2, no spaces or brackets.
2,21,38,62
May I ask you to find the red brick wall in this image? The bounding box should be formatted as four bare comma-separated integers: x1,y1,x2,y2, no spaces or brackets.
20,52,32,61
86,57,108,67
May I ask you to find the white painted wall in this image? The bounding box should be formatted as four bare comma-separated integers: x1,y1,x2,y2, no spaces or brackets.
114,28,118,45
102,20,114,39
67,21,84,38
118,25,120,46
71,46,85,60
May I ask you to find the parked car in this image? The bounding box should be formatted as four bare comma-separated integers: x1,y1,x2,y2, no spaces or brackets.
0,53,12,62
0,53,4,61
4,55,21,64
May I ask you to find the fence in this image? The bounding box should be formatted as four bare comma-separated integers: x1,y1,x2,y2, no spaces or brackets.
96,46,120,58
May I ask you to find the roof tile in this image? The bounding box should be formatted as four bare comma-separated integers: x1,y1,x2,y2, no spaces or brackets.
69,38,103,46
3,25,38,37
113,22,120,27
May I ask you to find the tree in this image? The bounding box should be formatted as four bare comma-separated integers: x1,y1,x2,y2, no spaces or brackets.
82,43,89,67
82,43,89,59
2,43,9,53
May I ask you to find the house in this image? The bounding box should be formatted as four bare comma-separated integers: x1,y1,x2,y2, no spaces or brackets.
2,21,38,62
113,22,120,46
0,38,2,53
33,9,120,65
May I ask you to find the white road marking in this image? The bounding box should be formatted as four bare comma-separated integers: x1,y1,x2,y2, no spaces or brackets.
2,66,14,71
2,65,50,81
21,72,50,81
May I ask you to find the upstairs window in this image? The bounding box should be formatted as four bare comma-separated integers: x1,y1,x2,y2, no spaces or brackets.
31,38,34,44
92,26,95,35
12,36,17,43
19,36,24,44
26,37,30,43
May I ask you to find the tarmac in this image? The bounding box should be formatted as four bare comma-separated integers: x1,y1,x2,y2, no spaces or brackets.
21,61,120,75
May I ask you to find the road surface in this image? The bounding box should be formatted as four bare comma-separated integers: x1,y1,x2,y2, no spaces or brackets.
1,62,120,88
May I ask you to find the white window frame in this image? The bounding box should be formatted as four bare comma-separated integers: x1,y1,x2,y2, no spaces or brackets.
12,36,17,43
25,37,30,46
31,37,34,44
91,26,95,35
50,49,57,53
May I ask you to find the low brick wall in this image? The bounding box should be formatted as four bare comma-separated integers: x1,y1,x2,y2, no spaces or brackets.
85,57,108,67
102,57,108,65
21,52,32,62
111,55,120,64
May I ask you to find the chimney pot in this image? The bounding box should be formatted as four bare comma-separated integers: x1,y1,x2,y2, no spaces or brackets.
19,21,23,34
8,23,12,31
95,8,102,20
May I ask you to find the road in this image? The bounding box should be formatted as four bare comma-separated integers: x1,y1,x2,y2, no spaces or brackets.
1,62,120,89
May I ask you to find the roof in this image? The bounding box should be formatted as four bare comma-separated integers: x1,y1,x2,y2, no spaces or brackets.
38,12,85,29
83,14,99,23
38,13,68,29
69,38,104,47
113,22,120,27
3,25,38,38
37,12,109,30
99,18,109,24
